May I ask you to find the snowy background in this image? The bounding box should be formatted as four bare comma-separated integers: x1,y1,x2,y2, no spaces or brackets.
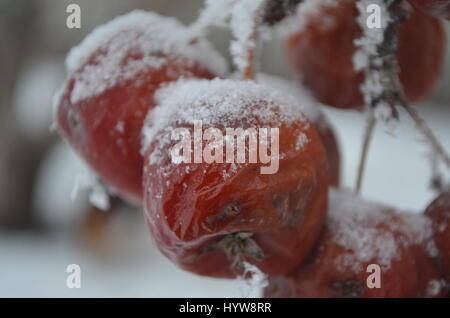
0,0,449,297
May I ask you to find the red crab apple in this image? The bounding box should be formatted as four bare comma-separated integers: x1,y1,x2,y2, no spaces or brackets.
425,191,450,282
265,189,445,298
409,0,450,19
55,11,227,204
142,78,329,278
286,0,445,109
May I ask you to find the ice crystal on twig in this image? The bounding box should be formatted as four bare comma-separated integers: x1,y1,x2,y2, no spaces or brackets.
354,0,406,124
230,0,267,78
72,171,111,210
237,262,268,298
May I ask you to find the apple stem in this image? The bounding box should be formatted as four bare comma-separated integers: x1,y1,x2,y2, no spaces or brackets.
230,0,267,81
356,110,376,193
199,232,265,275
242,20,258,80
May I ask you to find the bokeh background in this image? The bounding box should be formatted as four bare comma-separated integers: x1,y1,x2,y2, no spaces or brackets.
0,0,449,297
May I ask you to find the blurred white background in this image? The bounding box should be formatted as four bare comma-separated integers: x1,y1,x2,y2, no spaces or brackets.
0,0,449,297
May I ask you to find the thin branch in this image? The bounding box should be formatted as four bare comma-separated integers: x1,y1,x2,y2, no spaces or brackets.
356,110,376,193
353,0,403,193
354,0,406,122
401,101,450,171
242,19,258,80
188,0,234,40
230,0,267,80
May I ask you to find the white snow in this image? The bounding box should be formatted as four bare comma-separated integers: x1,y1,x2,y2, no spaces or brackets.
142,78,309,164
229,0,266,75
236,262,268,298
426,279,447,297
256,73,321,123
295,133,309,150
66,10,228,103
328,189,436,272
115,121,125,134
71,169,111,211
353,0,401,125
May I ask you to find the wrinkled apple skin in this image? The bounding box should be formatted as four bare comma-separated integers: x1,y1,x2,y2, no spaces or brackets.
144,118,329,278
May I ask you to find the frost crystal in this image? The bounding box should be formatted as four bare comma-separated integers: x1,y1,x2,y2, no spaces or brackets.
354,0,406,124
229,0,266,75
426,279,447,297
295,133,309,151
71,171,110,211
142,78,308,164
329,189,436,272
256,73,321,123
236,262,268,298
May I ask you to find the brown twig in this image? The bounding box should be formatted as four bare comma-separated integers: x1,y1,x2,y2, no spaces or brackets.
356,110,376,193
199,232,265,275
242,20,258,80
401,101,450,173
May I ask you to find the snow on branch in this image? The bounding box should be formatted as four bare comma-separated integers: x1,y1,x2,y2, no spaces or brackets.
354,0,406,124
188,0,234,38
230,0,267,79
